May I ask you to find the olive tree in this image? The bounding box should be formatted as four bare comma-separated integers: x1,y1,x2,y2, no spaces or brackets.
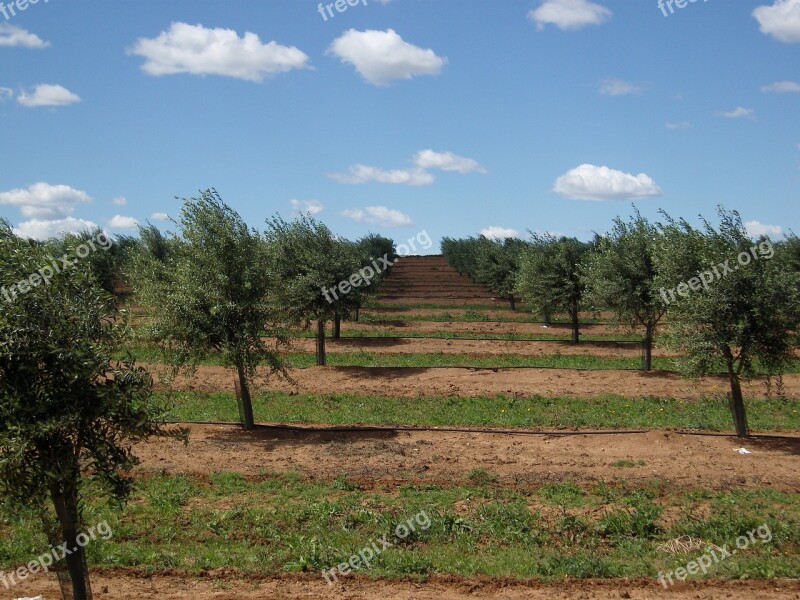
475,237,527,310
0,221,180,600
655,208,799,437
129,189,284,430
583,212,666,370
515,234,591,343
265,215,363,365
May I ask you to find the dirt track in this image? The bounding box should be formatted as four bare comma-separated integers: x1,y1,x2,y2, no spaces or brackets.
134,424,800,492
8,573,800,600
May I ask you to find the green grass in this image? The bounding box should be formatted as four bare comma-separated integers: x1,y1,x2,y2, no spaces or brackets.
1,476,796,582
160,391,800,432
121,346,800,374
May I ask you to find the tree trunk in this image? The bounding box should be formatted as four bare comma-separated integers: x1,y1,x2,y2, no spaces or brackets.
509,294,516,311
728,370,749,438
543,309,551,326
235,363,255,430
333,312,341,339
316,319,327,366
354,307,360,322
643,324,654,371
570,300,580,345
50,483,91,600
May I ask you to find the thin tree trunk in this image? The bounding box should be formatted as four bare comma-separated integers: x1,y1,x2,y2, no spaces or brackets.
354,306,360,322
543,309,551,326
643,323,654,371
570,300,580,345
316,319,327,366
509,294,516,311
333,312,341,339
236,363,255,430
728,368,749,438
50,483,91,600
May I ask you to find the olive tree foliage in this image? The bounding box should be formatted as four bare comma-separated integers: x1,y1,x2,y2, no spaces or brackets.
475,237,528,310
128,189,285,430
582,212,666,370
655,208,799,437
515,235,591,343
441,236,524,308
340,233,397,329
0,220,180,600
265,214,363,365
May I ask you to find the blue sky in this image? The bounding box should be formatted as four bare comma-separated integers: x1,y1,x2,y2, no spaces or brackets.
1,0,798,249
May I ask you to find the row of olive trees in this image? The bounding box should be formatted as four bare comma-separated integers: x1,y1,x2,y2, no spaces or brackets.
128,189,396,430
442,208,800,437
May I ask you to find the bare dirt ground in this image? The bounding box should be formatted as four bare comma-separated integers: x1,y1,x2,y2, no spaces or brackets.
135,424,800,492
154,363,800,401
9,572,800,600
343,318,627,337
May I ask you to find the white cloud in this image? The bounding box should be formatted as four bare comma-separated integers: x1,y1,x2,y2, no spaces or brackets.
0,182,92,219
753,0,800,43
745,220,784,238
412,150,487,174
327,29,447,86
552,164,662,201
112,196,128,206
13,217,99,241
717,107,755,119
290,199,324,215
108,215,139,229
599,78,649,96
761,80,800,92
341,206,413,228
17,84,81,108
480,226,520,240
328,164,434,186
150,212,170,221
528,0,612,31
128,22,310,82
0,24,50,48
665,121,692,130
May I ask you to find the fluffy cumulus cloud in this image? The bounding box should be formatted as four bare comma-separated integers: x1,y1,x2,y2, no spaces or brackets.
328,164,434,186
112,196,128,206
17,84,81,108
327,29,447,86
745,220,784,238
412,150,487,174
341,206,413,228
14,217,99,241
717,106,755,119
0,182,92,219
762,80,800,92
552,164,662,201
150,212,170,221
108,215,139,229
290,199,324,216
528,0,612,31
480,226,520,240
598,78,649,96
0,24,50,48
128,22,310,82
753,0,800,43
